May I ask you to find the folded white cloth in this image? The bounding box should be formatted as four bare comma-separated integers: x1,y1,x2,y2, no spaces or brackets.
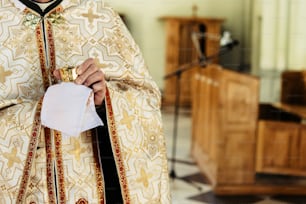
41,82,103,137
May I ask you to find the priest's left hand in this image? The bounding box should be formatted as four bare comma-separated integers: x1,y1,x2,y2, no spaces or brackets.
54,58,106,106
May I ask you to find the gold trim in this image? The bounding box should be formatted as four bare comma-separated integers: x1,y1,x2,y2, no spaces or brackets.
76,198,88,204
54,130,66,203
17,99,43,203
36,24,50,90
45,20,57,85
45,128,56,204
105,88,131,203
91,130,105,203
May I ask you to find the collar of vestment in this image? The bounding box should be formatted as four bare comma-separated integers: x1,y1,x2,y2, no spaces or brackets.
31,1,57,12
11,0,86,16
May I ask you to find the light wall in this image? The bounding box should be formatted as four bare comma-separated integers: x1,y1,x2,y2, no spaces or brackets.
251,0,306,102
106,0,252,89
255,0,306,72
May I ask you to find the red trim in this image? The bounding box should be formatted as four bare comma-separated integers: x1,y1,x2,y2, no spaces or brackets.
46,19,57,85
91,131,105,203
45,128,56,203
54,131,66,203
105,88,131,203
35,24,50,90
76,198,88,204
17,99,43,203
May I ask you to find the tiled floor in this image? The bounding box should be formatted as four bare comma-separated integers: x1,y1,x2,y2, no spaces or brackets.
162,107,306,204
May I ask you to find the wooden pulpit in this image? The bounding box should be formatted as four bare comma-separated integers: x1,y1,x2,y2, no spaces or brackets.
192,64,259,187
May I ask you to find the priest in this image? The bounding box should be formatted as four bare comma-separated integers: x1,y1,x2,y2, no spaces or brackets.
0,0,170,203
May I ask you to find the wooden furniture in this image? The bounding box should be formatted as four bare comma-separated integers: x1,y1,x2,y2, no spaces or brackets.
192,65,306,195
256,118,306,177
192,64,260,190
160,16,224,107
281,70,306,105
256,71,306,177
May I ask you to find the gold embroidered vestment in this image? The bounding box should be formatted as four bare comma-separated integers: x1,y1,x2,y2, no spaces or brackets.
0,0,170,203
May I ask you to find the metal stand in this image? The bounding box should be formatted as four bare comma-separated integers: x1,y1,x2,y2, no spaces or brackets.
167,66,202,191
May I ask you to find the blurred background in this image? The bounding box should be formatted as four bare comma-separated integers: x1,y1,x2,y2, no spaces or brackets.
107,0,306,203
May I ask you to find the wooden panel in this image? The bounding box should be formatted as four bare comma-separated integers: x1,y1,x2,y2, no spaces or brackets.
191,68,201,150
205,23,222,64
163,20,180,106
193,143,217,186
299,125,306,170
180,68,197,106
191,67,306,195
215,185,306,195
192,65,259,186
256,121,303,175
192,67,219,185
209,66,221,162
197,68,210,153
217,67,259,184
161,17,224,106
217,131,256,184
177,23,198,106
179,23,197,65
220,68,259,130
203,68,213,153
281,71,306,105
192,67,221,159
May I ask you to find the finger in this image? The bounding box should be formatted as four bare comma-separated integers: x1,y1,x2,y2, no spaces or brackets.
53,70,61,80
93,85,106,105
84,70,104,87
75,63,99,85
91,80,105,93
76,58,95,75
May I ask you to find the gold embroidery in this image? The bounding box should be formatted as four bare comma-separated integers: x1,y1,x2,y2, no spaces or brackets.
23,10,66,30
100,28,135,65
68,138,86,162
36,24,50,90
94,58,108,69
105,89,131,202
81,7,100,24
120,109,135,130
126,92,135,104
48,12,66,25
0,2,170,202
53,25,84,59
91,131,105,203
2,147,21,168
17,99,43,203
45,20,57,85
54,131,66,203
0,66,13,84
136,168,153,188
23,12,41,30
4,30,37,61
45,128,56,203
76,198,88,204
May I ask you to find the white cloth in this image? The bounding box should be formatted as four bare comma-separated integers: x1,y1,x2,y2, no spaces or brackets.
41,82,103,137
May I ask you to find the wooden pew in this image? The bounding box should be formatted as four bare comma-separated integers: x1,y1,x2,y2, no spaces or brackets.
191,65,306,195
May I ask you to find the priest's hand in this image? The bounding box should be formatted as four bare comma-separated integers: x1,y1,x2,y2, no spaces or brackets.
54,58,106,106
